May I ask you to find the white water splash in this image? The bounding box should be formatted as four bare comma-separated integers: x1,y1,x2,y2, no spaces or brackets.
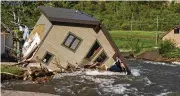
80,76,138,95
80,76,115,84
102,84,130,94
53,69,127,79
131,69,140,76
81,76,126,94
144,61,177,67
85,70,127,76
53,70,84,79
144,77,152,86
156,92,172,96
54,86,75,95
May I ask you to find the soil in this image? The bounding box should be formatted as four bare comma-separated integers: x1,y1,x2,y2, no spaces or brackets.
135,50,180,63
1,89,58,96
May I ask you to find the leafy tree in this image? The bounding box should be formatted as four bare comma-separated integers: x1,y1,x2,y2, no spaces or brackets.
1,1,180,31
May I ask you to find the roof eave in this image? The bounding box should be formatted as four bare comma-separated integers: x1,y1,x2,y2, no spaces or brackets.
49,17,100,26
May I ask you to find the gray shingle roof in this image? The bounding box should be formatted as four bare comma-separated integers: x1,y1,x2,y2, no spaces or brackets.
38,6,99,25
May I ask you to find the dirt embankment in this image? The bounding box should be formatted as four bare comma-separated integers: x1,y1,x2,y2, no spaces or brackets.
1,89,58,96
136,50,180,63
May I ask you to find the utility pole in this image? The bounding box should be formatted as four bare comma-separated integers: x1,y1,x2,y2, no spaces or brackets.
156,16,159,46
131,13,133,32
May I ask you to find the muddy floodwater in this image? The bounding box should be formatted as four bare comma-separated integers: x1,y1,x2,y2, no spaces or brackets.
1,59,180,96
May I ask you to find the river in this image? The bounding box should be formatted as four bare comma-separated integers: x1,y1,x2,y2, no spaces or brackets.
1,59,180,96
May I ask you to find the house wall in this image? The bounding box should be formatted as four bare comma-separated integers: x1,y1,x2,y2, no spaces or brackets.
162,30,180,47
22,14,52,58
35,14,52,39
33,25,116,71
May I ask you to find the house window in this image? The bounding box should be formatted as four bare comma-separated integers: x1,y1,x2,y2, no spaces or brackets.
174,27,179,34
63,33,82,51
94,51,107,63
85,41,102,60
42,52,54,64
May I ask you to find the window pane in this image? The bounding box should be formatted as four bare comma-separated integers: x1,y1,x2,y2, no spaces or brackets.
42,52,53,64
64,35,74,47
174,27,179,34
86,41,101,59
94,51,107,63
70,39,80,50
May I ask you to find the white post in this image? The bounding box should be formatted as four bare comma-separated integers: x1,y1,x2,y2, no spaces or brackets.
156,16,158,46
131,13,133,32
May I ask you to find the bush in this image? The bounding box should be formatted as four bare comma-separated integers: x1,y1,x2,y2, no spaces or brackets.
159,40,176,54
159,40,180,58
161,48,180,58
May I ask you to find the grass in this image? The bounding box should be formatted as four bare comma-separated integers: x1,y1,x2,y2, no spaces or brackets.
1,65,24,76
110,30,180,58
110,30,165,50
109,30,167,56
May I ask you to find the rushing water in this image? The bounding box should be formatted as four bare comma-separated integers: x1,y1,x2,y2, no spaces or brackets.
1,59,180,96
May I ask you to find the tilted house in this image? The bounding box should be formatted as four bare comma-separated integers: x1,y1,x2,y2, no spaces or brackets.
22,6,128,71
162,26,180,48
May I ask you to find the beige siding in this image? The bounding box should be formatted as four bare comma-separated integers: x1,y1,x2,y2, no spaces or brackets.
97,30,115,58
162,30,180,47
35,14,52,40
33,25,116,71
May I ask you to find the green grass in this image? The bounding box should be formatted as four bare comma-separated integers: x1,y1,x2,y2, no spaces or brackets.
110,30,165,50
1,65,24,76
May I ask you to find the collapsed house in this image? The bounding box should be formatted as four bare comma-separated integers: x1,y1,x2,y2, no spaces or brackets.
22,6,130,74
162,25,180,48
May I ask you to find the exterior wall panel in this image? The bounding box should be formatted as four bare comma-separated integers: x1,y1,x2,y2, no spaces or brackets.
35,14,52,40
34,24,116,70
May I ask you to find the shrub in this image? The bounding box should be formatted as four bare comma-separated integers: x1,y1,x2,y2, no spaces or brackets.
161,48,180,58
159,40,176,54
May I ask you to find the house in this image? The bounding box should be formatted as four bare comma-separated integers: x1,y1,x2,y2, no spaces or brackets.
162,26,180,47
22,6,130,73
1,22,13,55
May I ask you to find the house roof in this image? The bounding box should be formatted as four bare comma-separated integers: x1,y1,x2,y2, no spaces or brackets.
37,6,121,58
174,25,180,28
38,6,100,25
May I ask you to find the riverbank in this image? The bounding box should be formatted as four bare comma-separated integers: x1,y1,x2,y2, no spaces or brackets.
121,50,180,64
1,63,54,83
136,50,180,63
1,89,57,96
